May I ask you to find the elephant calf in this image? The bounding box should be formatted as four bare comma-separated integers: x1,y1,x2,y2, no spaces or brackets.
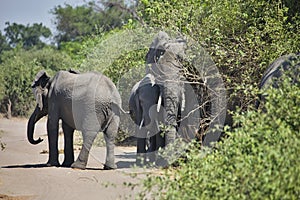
27,70,121,170
129,74,165,165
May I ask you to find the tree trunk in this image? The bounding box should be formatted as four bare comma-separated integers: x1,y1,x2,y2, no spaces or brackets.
6,99,11,119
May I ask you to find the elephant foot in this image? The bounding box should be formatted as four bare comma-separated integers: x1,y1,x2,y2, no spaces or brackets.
148,152,157,164
46,161,60,167
61,160,74,167
71,161,87,170
155,157,169,168
136,153,147,167
103,164,117,170
136,159,144,167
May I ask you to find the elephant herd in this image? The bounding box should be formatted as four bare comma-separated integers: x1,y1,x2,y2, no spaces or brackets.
26,31,300,170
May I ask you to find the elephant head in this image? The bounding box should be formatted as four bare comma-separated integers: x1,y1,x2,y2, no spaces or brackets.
146,31,170,65
146,31,187,82
144,31,189,150
27,70,51,145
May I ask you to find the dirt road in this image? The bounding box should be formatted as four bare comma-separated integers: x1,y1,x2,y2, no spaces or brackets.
0,117,145,200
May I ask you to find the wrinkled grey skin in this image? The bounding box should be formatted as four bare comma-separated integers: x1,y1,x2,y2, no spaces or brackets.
129,74,165,165
27,70,121,170
256,53,300,108
145,31,187,147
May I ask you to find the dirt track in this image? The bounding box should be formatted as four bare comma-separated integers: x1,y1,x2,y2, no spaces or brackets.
0,117,146,200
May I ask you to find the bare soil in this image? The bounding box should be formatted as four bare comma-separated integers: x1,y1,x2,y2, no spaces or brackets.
0,117,148,200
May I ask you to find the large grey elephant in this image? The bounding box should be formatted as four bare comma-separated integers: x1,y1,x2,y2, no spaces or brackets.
145,31,187,147
129,31,200,166
256,53,300,108
129,74,165,165
27,70,121,170
129,73,198,166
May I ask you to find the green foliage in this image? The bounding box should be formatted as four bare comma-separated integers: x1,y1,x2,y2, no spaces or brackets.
52,1,132,45
137,79,300,199
138,0,300,111
76,28,153,142
0,31,10,54
0,47,75,116
4,22,52,49
79,28,150,83
52,4,100,43
59,41,85,65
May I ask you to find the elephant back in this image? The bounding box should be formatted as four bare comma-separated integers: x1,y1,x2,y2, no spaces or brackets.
50,70,121,131
259,53,300,89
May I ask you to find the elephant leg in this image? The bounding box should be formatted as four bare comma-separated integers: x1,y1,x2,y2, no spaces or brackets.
156,131,165,150
103,116,119,170
154,131,166,166
46,117,60,167
148,134,157,163
136,127,147,166
61,122,74,167
71,131,97,170
136,138,147,166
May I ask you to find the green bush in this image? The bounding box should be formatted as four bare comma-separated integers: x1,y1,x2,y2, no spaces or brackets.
138,0,300,110
0,47,75,116
78,29,150,82
77,29,149,142
137,79,300,199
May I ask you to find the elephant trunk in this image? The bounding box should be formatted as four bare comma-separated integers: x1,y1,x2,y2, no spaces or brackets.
27,106,44,145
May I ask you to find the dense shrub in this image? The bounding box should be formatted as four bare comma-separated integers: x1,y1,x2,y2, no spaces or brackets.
78,29,150,82
77,29,150,142
136,79,300,199
0,47,75,116
138,0,300,110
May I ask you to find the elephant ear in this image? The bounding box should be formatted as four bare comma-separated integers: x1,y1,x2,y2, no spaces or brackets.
146,31,170,64
32,70,50,111
31,70,50,88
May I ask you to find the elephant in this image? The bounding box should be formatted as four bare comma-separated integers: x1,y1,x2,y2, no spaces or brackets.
145,31,187,147
27,70,121,170
129,75,199,166
256,53,300,108
129,73,165,165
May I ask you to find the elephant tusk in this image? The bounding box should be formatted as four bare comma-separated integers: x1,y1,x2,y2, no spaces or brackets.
157,94,162,112
181,91,186,112
139,118,144,130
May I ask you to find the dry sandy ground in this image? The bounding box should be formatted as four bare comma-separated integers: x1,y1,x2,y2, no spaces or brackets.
0,117,149,200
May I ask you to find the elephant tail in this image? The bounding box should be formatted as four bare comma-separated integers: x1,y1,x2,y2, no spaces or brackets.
113,103,130,115
119,106,130,115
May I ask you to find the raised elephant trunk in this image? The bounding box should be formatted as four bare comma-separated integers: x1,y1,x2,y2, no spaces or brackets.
27,106,44,145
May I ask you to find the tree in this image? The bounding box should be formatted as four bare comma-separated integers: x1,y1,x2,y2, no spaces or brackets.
137,0,300,111
0,47,75,116
51,1,132,45
0,31,10,54
4,22,52,49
